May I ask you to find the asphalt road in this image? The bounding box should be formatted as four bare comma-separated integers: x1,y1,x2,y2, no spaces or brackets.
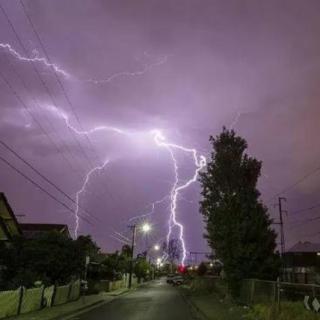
70,279,199,320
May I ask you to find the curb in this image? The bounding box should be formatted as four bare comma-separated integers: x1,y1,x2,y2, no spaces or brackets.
51,299,106,320
180,290,209,320
56,288,131,320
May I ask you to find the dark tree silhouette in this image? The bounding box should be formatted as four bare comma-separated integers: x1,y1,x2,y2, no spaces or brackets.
163,239,182,265
199,128,280,296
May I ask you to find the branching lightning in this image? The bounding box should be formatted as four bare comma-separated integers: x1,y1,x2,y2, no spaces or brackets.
84,54,169,85
152,130,206,265
0,42,169,85
0,43,70,78
5,40,203,264
128,195,169,222
74,159,109,237
46,105,206,265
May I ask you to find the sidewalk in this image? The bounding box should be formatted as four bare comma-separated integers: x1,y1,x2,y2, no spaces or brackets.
9,288,129,320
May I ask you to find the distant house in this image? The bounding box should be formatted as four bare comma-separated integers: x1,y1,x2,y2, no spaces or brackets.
284,241,320,284
19,223,71,239
0,193,22,242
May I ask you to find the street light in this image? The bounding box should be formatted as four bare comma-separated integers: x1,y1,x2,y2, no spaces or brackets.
128,222,152,288
142,223,151,233
154,244,160,251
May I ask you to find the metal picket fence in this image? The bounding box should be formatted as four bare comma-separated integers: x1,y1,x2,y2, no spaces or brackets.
239,278,320,308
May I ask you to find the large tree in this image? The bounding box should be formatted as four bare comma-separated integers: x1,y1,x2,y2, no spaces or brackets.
199,128,279,295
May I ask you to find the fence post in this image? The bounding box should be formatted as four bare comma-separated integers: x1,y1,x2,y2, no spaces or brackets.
40,285,46,309
17,286,24,315
312,285,316,299
276,277,281,313
273,281,277,304
51,284,57,307
67,282,72,302
250,279,255,305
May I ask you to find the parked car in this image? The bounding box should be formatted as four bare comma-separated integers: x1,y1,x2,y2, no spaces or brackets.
171,276,184,286
166,274,175,284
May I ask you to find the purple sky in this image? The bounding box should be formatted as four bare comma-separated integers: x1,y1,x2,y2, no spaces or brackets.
0,0,320,255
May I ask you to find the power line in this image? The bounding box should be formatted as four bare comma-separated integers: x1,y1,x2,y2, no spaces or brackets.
19,0,116,201
0,155,93,226
1,2,115,207
289,214,320,227
0,55,83,178
0,139,100,222
19,0,101,166
0,3,92,173
0,68,114,214
268,165,320,202
291,202,320,215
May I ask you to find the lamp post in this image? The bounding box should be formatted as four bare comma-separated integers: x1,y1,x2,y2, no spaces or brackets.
128,222,151,288
128,224,136,289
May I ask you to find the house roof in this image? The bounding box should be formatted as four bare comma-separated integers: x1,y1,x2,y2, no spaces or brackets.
286,241,320,253
0,192,22,240
20,223,68,232
19,223,70,239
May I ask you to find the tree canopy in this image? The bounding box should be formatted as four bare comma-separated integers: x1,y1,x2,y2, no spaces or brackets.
199,128,279,295
0,232,100,289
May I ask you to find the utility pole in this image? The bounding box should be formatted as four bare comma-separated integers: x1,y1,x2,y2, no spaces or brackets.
278,197,286,258
128,224,136,289
273,197,287,280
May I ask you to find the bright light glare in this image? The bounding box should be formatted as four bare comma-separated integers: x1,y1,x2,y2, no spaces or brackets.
141,223,151,233
154,244,160,251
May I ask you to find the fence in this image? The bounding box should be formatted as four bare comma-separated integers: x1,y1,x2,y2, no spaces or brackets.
0,276,134,319
239,278,320,307
0,280,80,319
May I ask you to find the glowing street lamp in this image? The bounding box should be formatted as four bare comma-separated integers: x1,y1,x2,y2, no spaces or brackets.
154,244,160,251
141,223,151,233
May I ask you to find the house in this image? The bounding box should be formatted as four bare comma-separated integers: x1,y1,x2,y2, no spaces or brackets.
0,193,22,242
19,223,71,239
0,192,71,241
283,241,320,284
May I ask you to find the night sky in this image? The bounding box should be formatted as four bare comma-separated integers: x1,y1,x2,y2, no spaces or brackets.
0,0,320,255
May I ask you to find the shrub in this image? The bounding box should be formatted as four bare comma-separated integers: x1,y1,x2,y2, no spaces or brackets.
245,302,320,320
197,262,208,276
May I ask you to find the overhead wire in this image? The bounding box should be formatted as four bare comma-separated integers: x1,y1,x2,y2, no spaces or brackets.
19,0,116,201
0,3,92,172
0,155,93,226
0,139,101,222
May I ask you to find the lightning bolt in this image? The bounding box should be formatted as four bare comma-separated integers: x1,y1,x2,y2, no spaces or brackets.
74,159,109,237
3,40,202,263
128,195,169,222
84,54,170,85
45,106,206,265
0,43,70,78
0,42,169,85
152,130,206,265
